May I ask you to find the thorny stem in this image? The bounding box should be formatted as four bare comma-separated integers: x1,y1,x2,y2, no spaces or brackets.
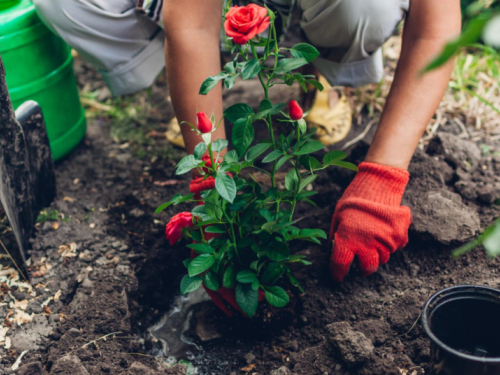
250,40,277,189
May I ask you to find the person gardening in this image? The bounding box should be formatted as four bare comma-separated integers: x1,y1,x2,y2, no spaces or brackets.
33,0,461,286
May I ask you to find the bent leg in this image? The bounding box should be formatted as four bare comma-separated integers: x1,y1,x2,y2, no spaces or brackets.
298,0,409,87
33,0,165,95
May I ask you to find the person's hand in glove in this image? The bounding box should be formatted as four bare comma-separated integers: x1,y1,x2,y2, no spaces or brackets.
329,162,411,282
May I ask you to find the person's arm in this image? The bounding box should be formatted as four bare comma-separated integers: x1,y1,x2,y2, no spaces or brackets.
162,0,226,155
330,1,461,282
365,0,461,169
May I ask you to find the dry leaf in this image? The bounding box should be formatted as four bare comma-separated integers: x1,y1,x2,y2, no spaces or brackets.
63,196,76,203
240,364,256,372
14,311,33,325
154,180,182,186
58,243,77,258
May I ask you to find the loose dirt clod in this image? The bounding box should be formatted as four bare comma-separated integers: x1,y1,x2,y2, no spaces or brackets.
270,366,294,375
426,132,482,171
16,361,46,375
50,355,89,375
326,321,374,367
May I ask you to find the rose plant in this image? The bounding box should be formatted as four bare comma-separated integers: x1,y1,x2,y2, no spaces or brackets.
157,4,357,317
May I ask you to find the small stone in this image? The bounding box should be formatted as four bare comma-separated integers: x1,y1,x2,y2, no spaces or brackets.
81,278,94,289
270,367,292,375
26,299,43,314
65,328,81,338
326,322,374,367
50,355,89,375
127,362,157,375
195,309,222,342
129,208,145,217
17,361,46,375
284,340,299,352
244,352,256,365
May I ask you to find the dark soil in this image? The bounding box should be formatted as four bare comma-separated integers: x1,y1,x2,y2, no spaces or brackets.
0,53,499,375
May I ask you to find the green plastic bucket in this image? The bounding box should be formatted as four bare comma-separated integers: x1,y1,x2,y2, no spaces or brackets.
0,0,86,161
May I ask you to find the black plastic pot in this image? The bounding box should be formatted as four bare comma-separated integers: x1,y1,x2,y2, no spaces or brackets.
422,285,500,375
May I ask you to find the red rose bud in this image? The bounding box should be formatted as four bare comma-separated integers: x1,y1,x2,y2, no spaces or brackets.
165,212,194,245
224,4,270,45
196,112,213,133
288,100,303,120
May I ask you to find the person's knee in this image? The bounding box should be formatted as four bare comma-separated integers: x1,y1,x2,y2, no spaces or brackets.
33,0,78,33
339,0,404,52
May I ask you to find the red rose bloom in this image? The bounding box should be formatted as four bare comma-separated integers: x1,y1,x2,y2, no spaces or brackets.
201,154,216,174
165,212,194,245
196,112,213,134
224,4,270,45
288,100,303,120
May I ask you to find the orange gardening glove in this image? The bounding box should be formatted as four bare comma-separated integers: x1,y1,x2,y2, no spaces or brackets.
189,175,264,317
329,162,411,282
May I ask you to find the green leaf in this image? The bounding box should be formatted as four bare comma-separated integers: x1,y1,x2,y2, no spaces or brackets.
246,142,272,161
297,119,307,134
276,155,292,170
285,169,299,191
265,286,289,307
203,271,220,291
176,155,203,175
188,254,215,276
261,263,285,284
267,242,290,261
236,270,258,283
232,118,255,158
215,173,237,203
323,150,347,165
290,43,320,62
191,205,211,221
262,150,283,163
224,150,239,163
180,274,203,294
483,220,500,257
183,259,192,269
225,103,254,123
305,79,324,91
204,225,227,234
299,174,317,191
275,58,309,74
155,201,173,214
187,243,215,254
254,99,286,120
295,140,324,155
212,139,229,153
236,283,259,317
194,142,207,160
199,72,229,95
223,265,237,288
174,193,195,206
224,61,237,73
331,161,359,171
300,228,327,239
224,74,239,90
241,59,262,80
287,273,305,294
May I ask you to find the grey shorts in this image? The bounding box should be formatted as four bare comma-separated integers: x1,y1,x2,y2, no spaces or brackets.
33,0,409,96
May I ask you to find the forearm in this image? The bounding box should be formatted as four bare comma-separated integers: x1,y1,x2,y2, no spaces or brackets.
366,1,461,170
164,34,226,154
163,0,225,155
